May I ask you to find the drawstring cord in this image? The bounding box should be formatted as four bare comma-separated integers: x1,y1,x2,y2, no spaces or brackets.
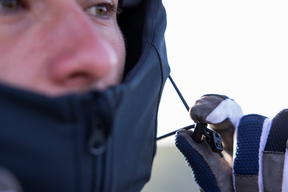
157,75,194,141
157,76,224,155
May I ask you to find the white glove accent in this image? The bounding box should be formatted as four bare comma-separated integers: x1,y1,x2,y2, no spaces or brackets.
206,98,243,129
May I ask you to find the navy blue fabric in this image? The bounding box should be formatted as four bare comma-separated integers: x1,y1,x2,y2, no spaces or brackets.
175,132,220,192
234,115,266,175
265,109,288,152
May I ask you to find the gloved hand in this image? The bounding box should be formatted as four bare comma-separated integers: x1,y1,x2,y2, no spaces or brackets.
176,94,242,192
233,109,288,192
176,94,288,192
176,129,233,192
190,94,243,158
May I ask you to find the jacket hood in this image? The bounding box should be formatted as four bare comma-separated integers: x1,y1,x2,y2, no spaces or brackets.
0,0,170,192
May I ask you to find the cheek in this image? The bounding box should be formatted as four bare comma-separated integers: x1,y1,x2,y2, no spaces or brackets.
95,28,126,89
110,28,126,81
0,39,24,75
116,33,126,74
0,28,48,85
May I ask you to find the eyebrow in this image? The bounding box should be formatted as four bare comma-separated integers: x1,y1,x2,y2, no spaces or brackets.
80,0,117,6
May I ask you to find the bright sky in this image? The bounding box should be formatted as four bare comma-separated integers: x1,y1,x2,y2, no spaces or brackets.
158,0,288,146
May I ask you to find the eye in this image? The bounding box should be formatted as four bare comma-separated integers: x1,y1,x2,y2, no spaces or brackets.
0,0,24,13
85,5,109,17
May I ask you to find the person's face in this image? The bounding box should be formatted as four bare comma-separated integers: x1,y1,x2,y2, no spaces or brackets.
0,0,125,97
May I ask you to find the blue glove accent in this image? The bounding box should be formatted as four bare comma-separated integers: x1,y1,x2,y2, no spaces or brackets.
265,109,288,152
234,114,266,175
175,132,220,192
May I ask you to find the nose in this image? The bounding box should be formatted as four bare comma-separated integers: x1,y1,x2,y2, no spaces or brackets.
46,2,117,91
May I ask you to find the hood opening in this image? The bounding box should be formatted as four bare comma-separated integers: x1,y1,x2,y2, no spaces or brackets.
117,0,146,78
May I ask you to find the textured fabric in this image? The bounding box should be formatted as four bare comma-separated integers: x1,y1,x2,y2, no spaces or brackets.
176,133,220,192
234,115,266,175
265,109,288,152
233,114,267,192
233,174,259,192
262,151,284,192
184,99,288,192
234,111,288,192
176,129,233,192
262,109,288,192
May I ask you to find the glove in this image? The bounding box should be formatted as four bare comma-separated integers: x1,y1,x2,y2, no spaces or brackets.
190,94,243,160
176,129,233,192
176,94,243,192
176,94,288,192
233,109,288,192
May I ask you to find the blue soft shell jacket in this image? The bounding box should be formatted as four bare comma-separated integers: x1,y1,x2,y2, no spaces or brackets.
0,0,170,191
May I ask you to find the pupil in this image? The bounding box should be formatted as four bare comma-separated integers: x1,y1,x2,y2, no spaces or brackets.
97,7,106,16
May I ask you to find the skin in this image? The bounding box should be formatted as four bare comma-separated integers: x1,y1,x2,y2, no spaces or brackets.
0,0,126,97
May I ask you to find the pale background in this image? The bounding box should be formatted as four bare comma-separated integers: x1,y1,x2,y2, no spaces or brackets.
142,1,288,192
